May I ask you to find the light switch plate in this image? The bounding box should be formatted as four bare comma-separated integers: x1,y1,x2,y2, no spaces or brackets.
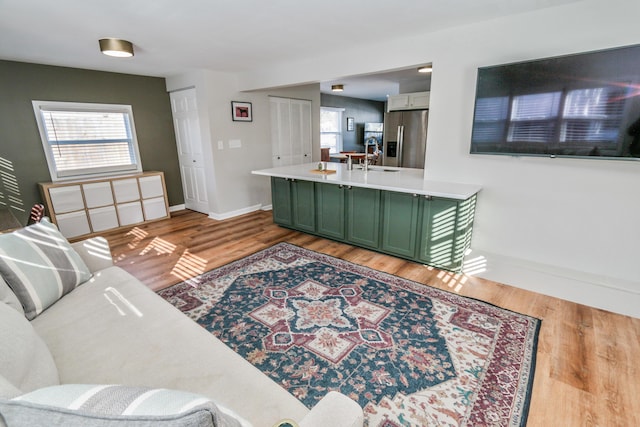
229,139,241,149
217,140,224,150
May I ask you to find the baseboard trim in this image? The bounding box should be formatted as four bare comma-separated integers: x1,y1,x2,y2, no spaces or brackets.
208,204,263,221
169,204,186,212
464,249,640,318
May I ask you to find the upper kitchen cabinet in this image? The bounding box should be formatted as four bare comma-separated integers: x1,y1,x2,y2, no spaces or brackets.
387,91,430,112
270,97,312,167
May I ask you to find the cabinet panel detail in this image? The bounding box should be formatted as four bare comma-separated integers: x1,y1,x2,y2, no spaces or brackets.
139,175,165,199
55,211,91,238
417,197,461,270
88,206,119,232
315,183,345,240
117,201,144,226
48,186,84,213
291,180,315,232
271,177,293,226
83,182,114,208
142,197,168,221
381,191,419,258
112,178,140,203
346,187,381,249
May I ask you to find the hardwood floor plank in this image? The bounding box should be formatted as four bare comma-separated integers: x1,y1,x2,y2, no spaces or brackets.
96,209,640,426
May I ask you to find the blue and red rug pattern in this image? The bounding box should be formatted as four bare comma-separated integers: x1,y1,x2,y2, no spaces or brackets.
159,243,540,427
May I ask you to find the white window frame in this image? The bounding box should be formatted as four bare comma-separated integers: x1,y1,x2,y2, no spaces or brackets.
32,100,143,182
320,107,345,154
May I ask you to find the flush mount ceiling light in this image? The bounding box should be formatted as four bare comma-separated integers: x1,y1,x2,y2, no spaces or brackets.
417,66,432,73
331,84,344,92
99,38,134,58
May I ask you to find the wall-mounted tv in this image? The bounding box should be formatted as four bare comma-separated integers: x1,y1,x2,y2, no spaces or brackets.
470,44,640,161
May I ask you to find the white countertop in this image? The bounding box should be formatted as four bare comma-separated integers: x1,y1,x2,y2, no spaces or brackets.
252,163,481,200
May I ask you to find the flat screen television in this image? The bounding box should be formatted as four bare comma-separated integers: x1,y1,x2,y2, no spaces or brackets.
470,44,640,161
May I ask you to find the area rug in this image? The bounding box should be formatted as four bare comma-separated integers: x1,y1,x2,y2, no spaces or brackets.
158,243,540,427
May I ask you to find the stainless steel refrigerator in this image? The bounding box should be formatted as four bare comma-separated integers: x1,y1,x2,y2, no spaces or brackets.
382,110,428,168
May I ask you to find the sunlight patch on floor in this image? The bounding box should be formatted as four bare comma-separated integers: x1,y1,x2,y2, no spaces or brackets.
171,250,208,285
125,227,148,250
140,236,176,255
462,253,488,276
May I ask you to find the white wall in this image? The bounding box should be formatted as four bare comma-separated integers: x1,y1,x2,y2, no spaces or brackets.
166,71,320,219
235,0,640,316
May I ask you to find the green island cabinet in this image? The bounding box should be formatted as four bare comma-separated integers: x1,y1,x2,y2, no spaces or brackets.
270,177,477,272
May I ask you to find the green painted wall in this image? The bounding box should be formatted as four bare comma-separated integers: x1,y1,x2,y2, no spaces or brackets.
0,60,182,224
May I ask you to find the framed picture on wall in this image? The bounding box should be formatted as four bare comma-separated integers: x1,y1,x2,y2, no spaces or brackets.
231,101,252,122
347,117,354,131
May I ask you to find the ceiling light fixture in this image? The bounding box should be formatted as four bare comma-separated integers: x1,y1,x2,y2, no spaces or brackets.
99,38,134,58
331,84,344,92
417,66,432,73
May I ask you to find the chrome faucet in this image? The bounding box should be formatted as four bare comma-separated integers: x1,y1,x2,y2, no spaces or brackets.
362,137,380,171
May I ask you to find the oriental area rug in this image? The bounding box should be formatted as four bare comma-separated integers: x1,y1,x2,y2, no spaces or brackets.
158,243,540,427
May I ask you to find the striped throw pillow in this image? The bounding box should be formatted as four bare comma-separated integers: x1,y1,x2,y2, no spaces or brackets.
0,384,245,427
0,219,92,320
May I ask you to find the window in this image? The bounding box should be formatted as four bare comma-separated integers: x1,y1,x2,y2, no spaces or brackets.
320,107,344,154
32,101,142,181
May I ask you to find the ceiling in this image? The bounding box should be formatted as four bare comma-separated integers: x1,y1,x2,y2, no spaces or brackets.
320,67,432,102
0,0,577,100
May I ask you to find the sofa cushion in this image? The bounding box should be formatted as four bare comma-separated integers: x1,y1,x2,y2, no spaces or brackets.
0,384,245,427
0,275,24,315
31,266,309,426
0,302,59,398
0,218,91,319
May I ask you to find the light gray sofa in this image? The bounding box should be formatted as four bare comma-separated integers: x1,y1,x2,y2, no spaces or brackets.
0,224,363,427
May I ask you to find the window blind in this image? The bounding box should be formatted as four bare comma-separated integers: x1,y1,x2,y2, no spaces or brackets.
42,110,135,172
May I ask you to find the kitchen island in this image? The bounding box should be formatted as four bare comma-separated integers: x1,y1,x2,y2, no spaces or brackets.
252,163,481,271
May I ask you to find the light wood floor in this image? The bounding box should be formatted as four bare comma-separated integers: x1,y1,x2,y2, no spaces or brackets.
98,209,640,427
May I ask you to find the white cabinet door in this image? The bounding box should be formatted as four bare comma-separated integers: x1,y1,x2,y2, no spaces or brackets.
270,97,311,167
387,92,430,111
290,99,312,164
48,186,84,213
117,201,144,226
409,92,430,109
142,197,168,220
83,182,114,208
112,178,140,203
270,96,292,167
56,211,91,238
387,94,410,111
139,175,164,199
170,88,209,214
88,206,119,232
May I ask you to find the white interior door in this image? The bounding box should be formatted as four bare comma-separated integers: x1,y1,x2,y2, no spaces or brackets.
170,88,209,214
